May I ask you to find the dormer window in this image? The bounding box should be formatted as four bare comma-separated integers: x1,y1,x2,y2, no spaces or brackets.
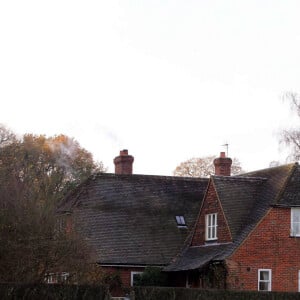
176,215,186,227
205,213,217,240
291,208,300,237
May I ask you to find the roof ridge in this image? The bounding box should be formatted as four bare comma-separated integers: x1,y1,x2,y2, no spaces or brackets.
241,162,296,177
93,172,209,182
212,175,267,182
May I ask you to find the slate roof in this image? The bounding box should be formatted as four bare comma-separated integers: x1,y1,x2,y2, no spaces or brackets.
58,173,208,266
276,162,300,206
165,163,297,272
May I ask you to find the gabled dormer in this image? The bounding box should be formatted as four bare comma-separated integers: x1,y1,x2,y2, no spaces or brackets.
191,178,232,246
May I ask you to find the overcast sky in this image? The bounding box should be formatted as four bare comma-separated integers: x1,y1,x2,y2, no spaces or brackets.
1,1,300,175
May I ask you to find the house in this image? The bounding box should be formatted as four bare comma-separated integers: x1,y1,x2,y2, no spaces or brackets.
59,149,300,293
165,157,300,292
58,150,209,292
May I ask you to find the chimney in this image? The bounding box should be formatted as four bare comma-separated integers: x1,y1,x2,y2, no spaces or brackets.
114,149,134,175
213,152,232,176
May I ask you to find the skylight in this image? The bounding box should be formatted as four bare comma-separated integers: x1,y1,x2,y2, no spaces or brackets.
175,215,186,227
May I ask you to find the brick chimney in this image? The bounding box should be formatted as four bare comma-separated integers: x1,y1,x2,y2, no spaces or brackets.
114,149,134,175
213,152,232,176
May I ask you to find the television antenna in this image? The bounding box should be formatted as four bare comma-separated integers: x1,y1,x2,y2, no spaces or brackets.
221,143,229,157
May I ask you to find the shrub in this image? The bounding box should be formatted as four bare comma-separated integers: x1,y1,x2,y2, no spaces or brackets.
134,267,168,287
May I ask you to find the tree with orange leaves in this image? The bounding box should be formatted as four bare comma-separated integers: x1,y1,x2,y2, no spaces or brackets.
0,125,106,283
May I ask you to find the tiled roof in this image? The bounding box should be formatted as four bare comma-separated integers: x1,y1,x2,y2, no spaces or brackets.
165,163,296,272
276,163,300,206
165,244,232,272
58,173,208,266
213,176,265,240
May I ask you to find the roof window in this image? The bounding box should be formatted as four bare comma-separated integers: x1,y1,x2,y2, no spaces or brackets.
176,216,187,227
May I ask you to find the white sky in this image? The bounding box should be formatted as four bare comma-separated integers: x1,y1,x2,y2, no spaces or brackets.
1,1,300,175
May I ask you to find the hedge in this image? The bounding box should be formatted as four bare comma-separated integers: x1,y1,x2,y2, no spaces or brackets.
133,286,300,300
0,283,110,300
2,284,300,300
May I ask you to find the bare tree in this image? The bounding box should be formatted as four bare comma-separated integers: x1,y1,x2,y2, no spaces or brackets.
173,155,243,177
0,124,16,147
280,92,300,161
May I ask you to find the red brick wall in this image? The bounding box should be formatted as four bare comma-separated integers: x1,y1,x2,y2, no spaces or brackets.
228,207,300,292
191,181,232,246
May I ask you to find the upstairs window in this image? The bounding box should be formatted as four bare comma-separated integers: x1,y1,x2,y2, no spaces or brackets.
175,216,186,227
205,213,217,241
291,208,300,237
258,269,271,291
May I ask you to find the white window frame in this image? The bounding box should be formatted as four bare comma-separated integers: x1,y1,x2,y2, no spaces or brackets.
258,269,272,291
291,208,300,237
45,273,57,284
130,271,143,286
205,213,217,241
45,272,69,284
298,270,300,292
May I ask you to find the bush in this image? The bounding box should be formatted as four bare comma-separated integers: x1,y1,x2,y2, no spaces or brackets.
0,283,110,300
133,286,300,300
134,267,168,287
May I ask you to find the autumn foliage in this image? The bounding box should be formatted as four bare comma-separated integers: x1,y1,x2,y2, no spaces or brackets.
0,125,106,283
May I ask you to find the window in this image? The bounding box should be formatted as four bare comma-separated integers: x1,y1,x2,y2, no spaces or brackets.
258,269,271,291
291,208,300,236
175,215,186,227
45,272,69,284
298,270,300,292
45,273,57,284
131,271,143,286
205,213,217,240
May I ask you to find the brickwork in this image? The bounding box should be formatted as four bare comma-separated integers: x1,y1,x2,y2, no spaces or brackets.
113,149,134,175
213,152,232,176
228,207,300,292
191,181,232,246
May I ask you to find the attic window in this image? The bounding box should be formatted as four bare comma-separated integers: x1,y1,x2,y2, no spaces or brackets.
205,213,218,240
176,216,186,227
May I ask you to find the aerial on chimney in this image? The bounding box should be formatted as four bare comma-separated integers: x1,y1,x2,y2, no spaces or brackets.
114,149,134,175
213,152,232,176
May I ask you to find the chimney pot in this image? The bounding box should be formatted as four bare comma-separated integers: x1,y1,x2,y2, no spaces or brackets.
114,149,134,175
120,149,128,156
220,151,226,158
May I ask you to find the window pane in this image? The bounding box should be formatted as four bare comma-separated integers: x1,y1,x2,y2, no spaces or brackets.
212,226,215,238
260,271,269,280
176,215,186,225
293,209,300,222
293,223,300,235
133,273,142,286
208,215,211,226
259,282,269,291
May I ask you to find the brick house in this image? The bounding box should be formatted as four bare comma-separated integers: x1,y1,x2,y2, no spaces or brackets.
166,155,300,292
58,150,208,294
59,150,300,293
